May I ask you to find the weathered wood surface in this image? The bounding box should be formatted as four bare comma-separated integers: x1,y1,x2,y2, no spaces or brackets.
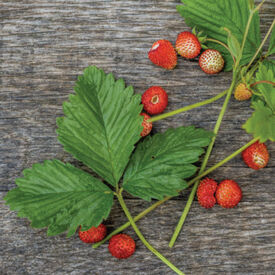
0,0,275,274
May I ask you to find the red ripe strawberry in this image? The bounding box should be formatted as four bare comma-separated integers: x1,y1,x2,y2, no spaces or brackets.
197,178,218,209
108,234,136,259
140,112,152,137
142,86,168,115
216,180,242,208
79,224,107,243
234,83,252,101
199,49,224,74
175,31,201,59
242,141,269,170
148,40,177,70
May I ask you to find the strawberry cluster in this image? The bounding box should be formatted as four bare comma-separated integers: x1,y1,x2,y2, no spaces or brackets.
140,86,168,137
79,225,136,259
148,31,224,74
197,178,242,209
197,141,269,209
139,31,226,137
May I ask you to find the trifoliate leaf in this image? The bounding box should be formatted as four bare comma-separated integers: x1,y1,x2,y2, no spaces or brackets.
57,66,143,187
177,0,261,71
267,23,275,56
255,62,275,111
4,160,113,237
243,100,275,142
123,126,213,201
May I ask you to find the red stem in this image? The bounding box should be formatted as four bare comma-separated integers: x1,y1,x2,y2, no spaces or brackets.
250,80,275,87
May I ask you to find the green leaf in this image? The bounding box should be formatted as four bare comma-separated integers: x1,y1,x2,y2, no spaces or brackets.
255,62,275,111
123,126,213,201
263,59,275,69
267,23,275,56
177,0,261,71
243,100,275,142
4,160,113,237
57,66,143,187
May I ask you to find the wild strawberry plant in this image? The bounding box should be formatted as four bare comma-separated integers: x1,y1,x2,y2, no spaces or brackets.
4,0,275,274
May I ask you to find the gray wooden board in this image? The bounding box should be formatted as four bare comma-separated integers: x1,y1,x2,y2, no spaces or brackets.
0,0,275,274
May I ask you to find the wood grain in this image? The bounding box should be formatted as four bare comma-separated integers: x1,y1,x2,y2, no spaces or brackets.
1,0,275,274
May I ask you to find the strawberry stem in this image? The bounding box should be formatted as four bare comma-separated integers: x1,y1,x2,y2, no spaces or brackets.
92,196,171,249
250,80,275,87
246,18,275,69
245,59,261,81
94,137,258,248
186,137,258,187
147,89,228,123
116,191,185,275
169,72,237,247
235,0,266,69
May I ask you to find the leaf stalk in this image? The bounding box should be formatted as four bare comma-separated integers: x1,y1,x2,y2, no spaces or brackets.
116,192,185,275
247,18,275,69
235,0,266,69
169,72,238,247
92,196,171,249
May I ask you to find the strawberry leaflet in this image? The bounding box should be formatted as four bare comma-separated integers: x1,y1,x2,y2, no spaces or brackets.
4,160,113,237
123,126,213,201
255,62,275,111
57,66,143,187
243,100,275,142
267,24,275,56
243,61,275,142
